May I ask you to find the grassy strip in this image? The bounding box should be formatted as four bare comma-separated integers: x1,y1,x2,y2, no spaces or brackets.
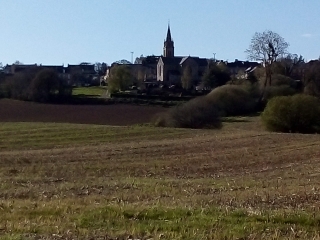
0,123,192,150
72,86,107,97
1,202,320,239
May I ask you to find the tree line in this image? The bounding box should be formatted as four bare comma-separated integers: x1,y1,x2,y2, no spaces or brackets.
1,30,320,105
0,68,72,102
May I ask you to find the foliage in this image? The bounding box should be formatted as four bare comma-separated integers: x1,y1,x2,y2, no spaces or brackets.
206,84,257,116
2,71,35,100
29,69,62,102
153,85,258,129
2,68,71,102
181,65,193,90
71,72,88,86
259,74,299,101
153,96,221,129
263,85,297,101
201,62,230,89
303,60,320,97
272,54,304,78
246,30,289,87
0,73,7,98
270,74,294,86
108,65,133,94
261,94,320,133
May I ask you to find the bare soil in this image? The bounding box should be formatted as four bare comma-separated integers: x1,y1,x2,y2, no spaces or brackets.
0,99,166,125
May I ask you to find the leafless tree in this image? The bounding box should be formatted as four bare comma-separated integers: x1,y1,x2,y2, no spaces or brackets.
245,30,289,87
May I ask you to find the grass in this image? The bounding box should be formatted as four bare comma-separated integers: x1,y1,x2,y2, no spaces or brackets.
72,86,107,97
1,117,320,239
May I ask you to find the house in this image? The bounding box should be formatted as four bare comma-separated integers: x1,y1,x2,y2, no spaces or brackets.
3,63,99,86
67,64,98,86
226,59,260,79
4,64,37,75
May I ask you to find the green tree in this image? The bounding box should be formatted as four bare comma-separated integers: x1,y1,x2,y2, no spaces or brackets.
2,67,37,100
303,60,320,97
108,65,133,93
181,65,193,90
30,69,64,102
201,62,230,89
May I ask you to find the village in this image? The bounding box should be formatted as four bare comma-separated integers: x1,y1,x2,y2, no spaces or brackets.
2,0,320,238
1,25,262,99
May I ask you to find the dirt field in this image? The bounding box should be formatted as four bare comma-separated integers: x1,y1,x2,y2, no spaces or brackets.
0,99,166,125
1,116,320,239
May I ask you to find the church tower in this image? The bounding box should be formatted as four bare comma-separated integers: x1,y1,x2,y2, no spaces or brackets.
163,25,174,58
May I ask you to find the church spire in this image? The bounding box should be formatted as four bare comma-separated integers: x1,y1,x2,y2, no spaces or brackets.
166,24,172,42
163,24,174,58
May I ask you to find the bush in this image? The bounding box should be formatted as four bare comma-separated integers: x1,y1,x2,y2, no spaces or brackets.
30,69,62,102
271,74,294,86
304,81,320,97
206,85,257,116
152,96,221,129
2,73,33,100
261,94,320,133
263,85,297,101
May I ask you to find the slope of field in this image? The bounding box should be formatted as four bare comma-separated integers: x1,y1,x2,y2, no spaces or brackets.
1,118,320,239
0,99,165,125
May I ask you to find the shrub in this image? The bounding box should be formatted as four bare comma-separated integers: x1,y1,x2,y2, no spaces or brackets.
29,69,61,102
152,96,221,129
3,73,33,100
271,74,294,86
206,85,257,116
304,81,320,97
263,85,297,101
261,94,320,133
151,112,171,127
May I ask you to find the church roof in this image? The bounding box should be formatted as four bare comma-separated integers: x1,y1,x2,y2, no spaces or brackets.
160,56,209,67
179,56,208,66
194,57,209,66
161,57,183,65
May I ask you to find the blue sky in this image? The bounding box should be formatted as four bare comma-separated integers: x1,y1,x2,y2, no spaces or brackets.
0,0,319,65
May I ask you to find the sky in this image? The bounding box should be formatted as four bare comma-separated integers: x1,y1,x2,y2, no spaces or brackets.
0,0,319,66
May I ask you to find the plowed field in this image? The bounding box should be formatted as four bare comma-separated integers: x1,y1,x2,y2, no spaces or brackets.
0,99,165,125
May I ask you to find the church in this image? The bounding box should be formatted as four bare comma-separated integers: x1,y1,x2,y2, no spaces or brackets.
156,25,209,86
105,25,259,88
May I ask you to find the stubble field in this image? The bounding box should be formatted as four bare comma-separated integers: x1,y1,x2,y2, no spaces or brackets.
1,99,320,239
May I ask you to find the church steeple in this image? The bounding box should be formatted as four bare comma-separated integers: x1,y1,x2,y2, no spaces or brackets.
163,24,174,58
166,25,172,42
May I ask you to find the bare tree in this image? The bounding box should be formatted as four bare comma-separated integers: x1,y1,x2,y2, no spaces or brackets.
245,30,289,87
